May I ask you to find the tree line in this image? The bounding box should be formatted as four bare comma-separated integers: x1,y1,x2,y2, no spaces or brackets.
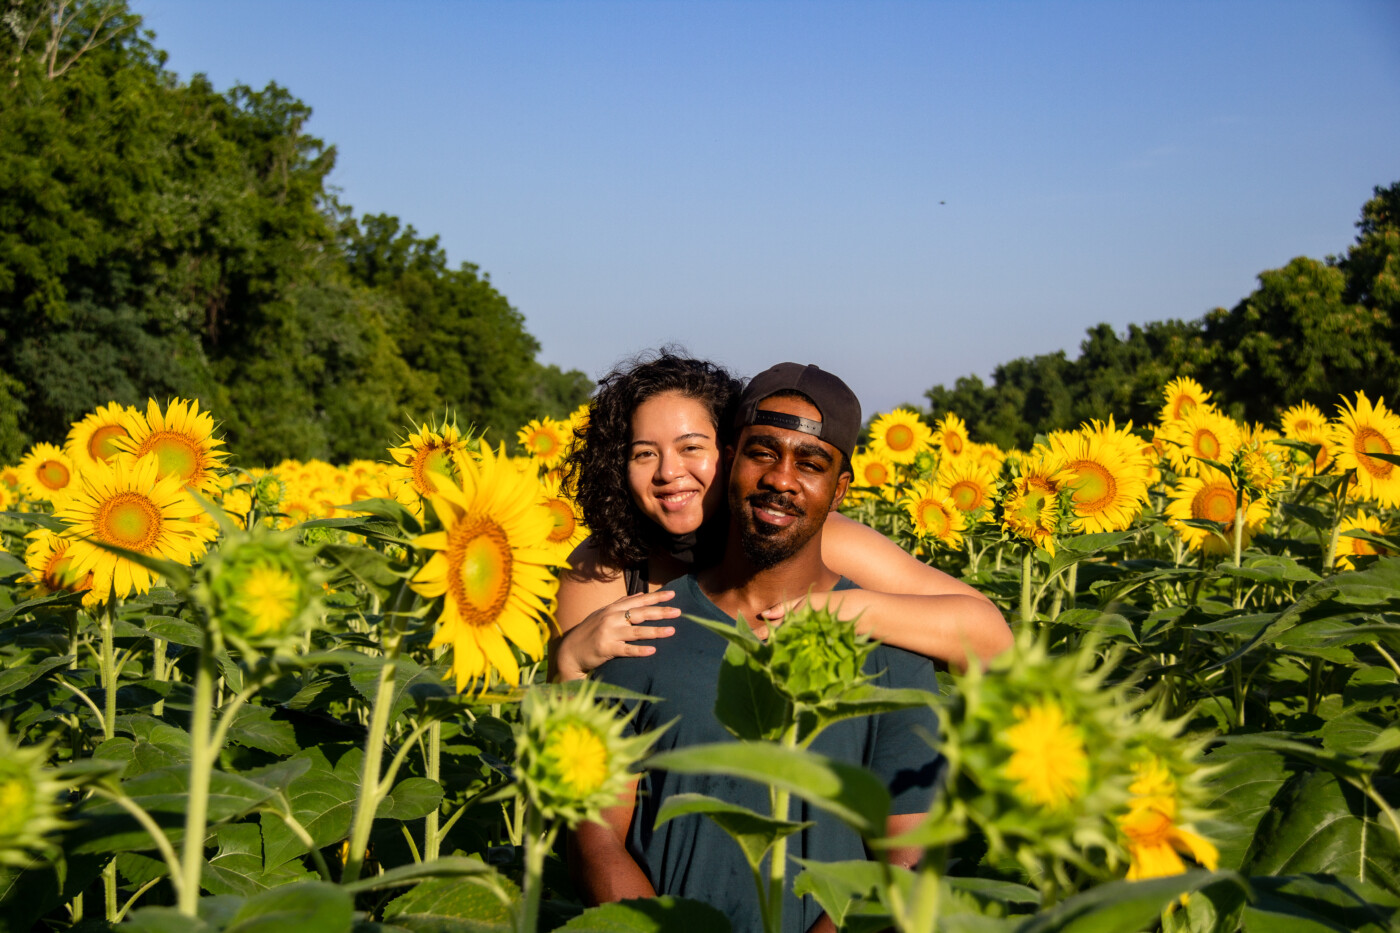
0,0,591,464
922,182,1400,448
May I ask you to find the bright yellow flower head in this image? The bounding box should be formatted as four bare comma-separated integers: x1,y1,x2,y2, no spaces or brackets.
1158,407,1243,477
900,480,966,550
1000,450,1070,555
1002,699,1089,811
1334,509,1392,571
867,409,933,464
1049,418,1151,534
1119,758,1218,882
1328,391,1400,508
936,455,997,516
65,402,138,472
849,449,898,502
538,474,588,564
17,443,75,505
21,529,98,608
1163,474,1269,555
388,420,473,500
517,417,571,469
933,412,970,458
113,397,228,495
1158,377,1214,424
411,443,559,692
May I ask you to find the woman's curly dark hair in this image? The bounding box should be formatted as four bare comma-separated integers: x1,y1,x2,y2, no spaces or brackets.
562,349,743,571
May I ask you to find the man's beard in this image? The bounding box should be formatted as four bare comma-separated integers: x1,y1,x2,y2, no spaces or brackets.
738,492,813,570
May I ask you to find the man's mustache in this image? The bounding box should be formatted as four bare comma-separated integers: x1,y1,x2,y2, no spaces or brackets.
745,492,806,518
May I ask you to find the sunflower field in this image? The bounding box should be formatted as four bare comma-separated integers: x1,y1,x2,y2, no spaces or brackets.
0,382,1397,933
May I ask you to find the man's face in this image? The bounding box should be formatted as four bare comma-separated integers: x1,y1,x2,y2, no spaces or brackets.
727,395,851,569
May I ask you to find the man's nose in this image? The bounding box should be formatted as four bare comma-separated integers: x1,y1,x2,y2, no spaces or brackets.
759,454,799,492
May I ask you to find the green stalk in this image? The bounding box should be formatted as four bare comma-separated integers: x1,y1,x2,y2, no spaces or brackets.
342,630,402,884
1231,501,1246,610
763,722,800,933
177,626,219,916
1019,547,1035,624
152,637,167,718
104,860,118,921
425,644,446,861
99,607,117,740
1321,473,1352,574
1064,562,1079,612
515,805,558,933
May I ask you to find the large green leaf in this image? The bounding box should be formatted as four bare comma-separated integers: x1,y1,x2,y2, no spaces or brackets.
348,656,453,723
375,777,444,820
223,880,355,933
654,793,811,871
555,896,732,932
0,654,74,698
259,747,359,870
72,767,281,853
1045,531,1134,580
340,855,495,895
0,548,28,577
226,705,300,757
1242,769,1400,894
1013,871,1247,933
202,823,315,897
790,858,908,929
382,872,517,930
808,684,939,737
646,742,890,835
712,640,791,742
1241,874,1400,933
1199,735,1292,871
320,543,407,601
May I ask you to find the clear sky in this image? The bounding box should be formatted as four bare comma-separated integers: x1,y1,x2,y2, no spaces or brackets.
133,0,1400,419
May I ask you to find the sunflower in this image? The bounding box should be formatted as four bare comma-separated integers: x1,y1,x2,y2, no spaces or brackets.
1049,419,1150,534
1119,758,1218,881
1276,402,1331,474
65,402,137,471
0,726,71,867
387,421,472,500
1163,474,1269,555
1002,699,1089,811
21,529,98,608
1157,407,1242,477
1158,377,1213,424
936,455,996,517
17,443,76,505
1000,450,1071,555
867,409,933,464
411,443,559,692
113,398,228,495
901,480,966,550
517,417,570,470
55,453,215,601
0,483,13,513
1334,509,1392,571
849,449,898,502
538,474,588,565
1328,392,1400,508
933,412,970,458
0,466,19,492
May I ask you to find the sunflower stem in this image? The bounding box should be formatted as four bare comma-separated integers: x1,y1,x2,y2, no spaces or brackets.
1064,562,1078,611
1231,500,1246,609
516,804,557,933
178,625,219,916
1321,472,1351,575
424,648,445,861
1019,547,1035,624
98,607,116,741
342,628,403,884
152,637,167,718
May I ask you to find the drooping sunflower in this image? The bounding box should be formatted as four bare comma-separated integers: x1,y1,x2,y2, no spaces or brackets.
936,455,996,517
65,402,137,471
387,421,473,500
867,409,933,464
1049,419,1151,534
1334,509,1392,571
538,474,589,565
21,529,98,607
1157,407,1242,477
1118,758,1218,882
848,449,898,502
17,443,76,505
1163,474,1269,555
1002,699,1090,811
517,417,570,470
1328,391,1400,508
55,453,216,601
1157,376,1213,425
900,480,966,550
411,443,559,692
113,398,228,495
932,412,970,459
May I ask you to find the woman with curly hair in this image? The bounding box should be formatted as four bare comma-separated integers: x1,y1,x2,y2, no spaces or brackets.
550,349,1011,681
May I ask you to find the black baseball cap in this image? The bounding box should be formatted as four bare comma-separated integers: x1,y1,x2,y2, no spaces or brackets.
734,363,862,463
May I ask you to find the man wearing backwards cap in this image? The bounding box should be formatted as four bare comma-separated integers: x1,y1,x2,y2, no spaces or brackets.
575,363,943,933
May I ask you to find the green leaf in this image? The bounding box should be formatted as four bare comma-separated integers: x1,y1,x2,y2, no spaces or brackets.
383,872,517,927
0,511,64,531
1013,871,1248,933
1320,708,1395,756
646,741,890,835
339,856,494,895
203,823,315,897
226,705,300,757
791,858,908,928
1200,736,1292,871
376,777,444,820
1242,873,1400,933
320,543,407,600
259,748,359,870
1051,609,1136,644
224,880,355,933
1242,769,1400,891
339,497,422,535
654,793,811,872
1046,531,1134,579
72,767,280,853
0,549,27,577
810,684,938,736
143,614,204,648
349,656,453,723
1216,555,1322,587
0,589,87,623
712,640,791,742
0,654,74,698
555,896,733,932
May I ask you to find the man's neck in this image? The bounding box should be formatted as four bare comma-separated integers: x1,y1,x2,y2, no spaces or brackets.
696,528,841,627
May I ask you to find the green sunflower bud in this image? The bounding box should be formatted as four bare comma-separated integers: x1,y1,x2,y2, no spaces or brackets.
0,727,69,867
514,682,662,829
255,474,286,512
765,602,874,705
198,529,324,652
300,524,344,547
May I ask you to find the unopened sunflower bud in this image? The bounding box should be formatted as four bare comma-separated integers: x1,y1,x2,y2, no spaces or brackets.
255,474,286,512
0,727,69,867
198,530,323,651
765,602,872,705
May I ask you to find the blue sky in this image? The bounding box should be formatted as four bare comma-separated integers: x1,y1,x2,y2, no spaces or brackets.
134,1,1400,419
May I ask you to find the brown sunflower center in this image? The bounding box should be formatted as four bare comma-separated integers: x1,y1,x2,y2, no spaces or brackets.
1069,460,1117,513
918,500,950,535
945,433,964,455
1192,429,1221,460
1355,427,1394,479
544,498,577,543
885,424,915,451
447,517,513,627
96,492,163,551
862,463,889,486
1172,396,1197,420
950,480,985,512
1192,482,1236,524
411,443,455,495
530,431,559,458
88,424,129,462
37,459,70,490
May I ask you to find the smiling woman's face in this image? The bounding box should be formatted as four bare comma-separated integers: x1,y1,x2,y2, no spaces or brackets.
627,391,724,537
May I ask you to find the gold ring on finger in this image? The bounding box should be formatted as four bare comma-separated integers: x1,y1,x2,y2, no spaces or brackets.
624,609,632,622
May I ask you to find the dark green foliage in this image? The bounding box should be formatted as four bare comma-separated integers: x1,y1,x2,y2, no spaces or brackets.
0,1,588,465
926,184,1400,445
